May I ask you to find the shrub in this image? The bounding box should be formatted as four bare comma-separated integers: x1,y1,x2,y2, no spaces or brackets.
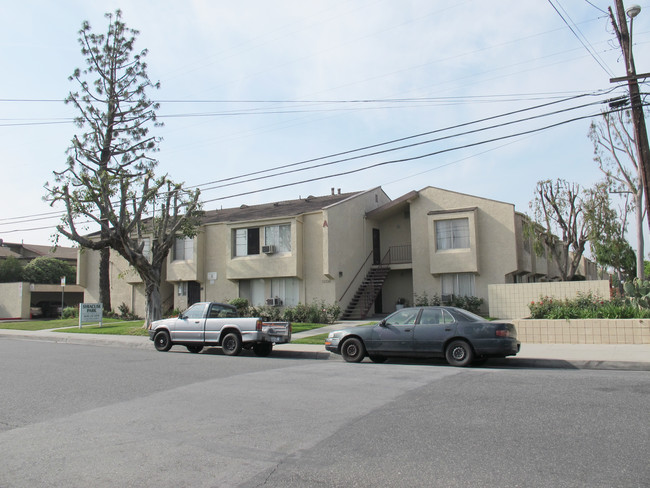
62,306,78,319
528,292,650,319
414,292,441,307
229,297,249,316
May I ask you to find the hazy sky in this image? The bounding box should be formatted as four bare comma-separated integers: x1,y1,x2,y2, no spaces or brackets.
1,0,649,248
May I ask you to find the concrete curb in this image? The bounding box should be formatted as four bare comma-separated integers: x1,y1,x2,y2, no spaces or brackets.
1,329,649,370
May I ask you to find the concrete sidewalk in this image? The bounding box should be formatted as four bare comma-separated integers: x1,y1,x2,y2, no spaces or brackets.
0,326,648,370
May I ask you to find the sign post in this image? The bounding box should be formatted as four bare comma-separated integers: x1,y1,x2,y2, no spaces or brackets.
60,276,66,319
79,303,103,328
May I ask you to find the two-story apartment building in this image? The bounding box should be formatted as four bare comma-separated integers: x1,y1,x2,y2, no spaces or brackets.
77,186,599,318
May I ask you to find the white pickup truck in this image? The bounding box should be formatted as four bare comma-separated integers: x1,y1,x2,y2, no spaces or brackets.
148,301,291,357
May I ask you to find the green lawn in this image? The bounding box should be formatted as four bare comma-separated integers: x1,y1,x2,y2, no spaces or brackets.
291,333,328,345
57,321,149,336
0,317,136,331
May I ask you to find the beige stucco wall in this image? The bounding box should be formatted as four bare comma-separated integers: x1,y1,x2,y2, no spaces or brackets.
513,318,650,344
409,187,518,312
77,248,168,316
0,282,30,319
489,280,611,319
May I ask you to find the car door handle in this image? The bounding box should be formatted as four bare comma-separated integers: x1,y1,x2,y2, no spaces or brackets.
445,328,451,331
404,329,411,332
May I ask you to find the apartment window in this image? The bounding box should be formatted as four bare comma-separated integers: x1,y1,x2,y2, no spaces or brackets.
264,224,291,252
235,228,260,256
442,273,475,297
436,218,470,250
173,237,193,261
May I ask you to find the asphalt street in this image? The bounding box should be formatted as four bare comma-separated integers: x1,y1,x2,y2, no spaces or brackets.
0,337,648,487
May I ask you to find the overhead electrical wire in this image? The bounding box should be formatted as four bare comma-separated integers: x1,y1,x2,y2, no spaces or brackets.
1,91,641,235
0,89,618,226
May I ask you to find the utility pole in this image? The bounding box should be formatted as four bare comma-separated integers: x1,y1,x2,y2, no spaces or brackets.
609,1,650,234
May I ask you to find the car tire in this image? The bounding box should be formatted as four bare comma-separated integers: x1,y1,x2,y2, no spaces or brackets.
186,345,203,354
369,355,387,363
154,331,172,352
222,332,243,356
341,337,365,363
253,342,273,357
445,340,474,367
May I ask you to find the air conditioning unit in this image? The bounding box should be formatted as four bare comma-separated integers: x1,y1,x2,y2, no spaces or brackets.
262,245,276,254
441,294,453,304
265,297,283,306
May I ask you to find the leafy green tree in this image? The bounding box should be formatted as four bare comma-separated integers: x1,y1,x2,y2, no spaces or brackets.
0,257,25,282
589,109,645,279
584,181,636,283
45,11,201,326
22,257,76,284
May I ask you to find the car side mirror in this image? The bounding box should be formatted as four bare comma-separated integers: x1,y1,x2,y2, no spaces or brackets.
179,313,186,320
379,319,387,327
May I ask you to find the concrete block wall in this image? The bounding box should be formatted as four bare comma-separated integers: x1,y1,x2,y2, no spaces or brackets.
489,280,611,319
512,319,650,344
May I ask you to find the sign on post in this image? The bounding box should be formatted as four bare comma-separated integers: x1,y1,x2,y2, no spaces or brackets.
79,303,103,328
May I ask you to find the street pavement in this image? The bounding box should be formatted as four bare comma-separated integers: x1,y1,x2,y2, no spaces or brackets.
0,322,648,370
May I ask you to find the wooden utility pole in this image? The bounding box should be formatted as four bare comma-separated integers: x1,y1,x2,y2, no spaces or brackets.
609,1,650,234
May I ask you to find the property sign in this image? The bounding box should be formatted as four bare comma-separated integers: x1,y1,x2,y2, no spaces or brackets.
79,303,103,328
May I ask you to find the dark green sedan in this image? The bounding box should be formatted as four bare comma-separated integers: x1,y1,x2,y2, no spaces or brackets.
325,306,520,367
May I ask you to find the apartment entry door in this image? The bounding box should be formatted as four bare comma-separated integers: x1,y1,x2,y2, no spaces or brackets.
188,281,201,306
373,228,381,265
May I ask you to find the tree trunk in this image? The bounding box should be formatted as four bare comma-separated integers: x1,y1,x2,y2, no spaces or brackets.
143,276,162,327
99,247,111,311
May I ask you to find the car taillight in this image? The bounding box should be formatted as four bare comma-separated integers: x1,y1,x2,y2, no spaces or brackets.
256,320,262,331
496,329,510,337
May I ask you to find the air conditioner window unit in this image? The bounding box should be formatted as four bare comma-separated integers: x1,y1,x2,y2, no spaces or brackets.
266,297,283,306
262,245,276,254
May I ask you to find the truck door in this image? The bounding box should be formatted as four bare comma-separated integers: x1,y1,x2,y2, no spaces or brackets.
171,302,207,342
203,303,234,343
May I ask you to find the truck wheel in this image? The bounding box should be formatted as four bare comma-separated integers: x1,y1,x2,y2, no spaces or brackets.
186,345,203,354
154,331,172,352
445,340,474,367
253,342,273,357
222,332,242,356
341,337,365,363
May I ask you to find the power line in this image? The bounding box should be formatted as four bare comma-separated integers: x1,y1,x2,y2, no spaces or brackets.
547,0,615,77
0,90,637,233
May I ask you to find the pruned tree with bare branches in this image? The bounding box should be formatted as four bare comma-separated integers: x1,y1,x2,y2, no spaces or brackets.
45,10,202,325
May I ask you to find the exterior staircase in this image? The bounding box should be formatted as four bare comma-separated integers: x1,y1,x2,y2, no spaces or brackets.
340,266,390,320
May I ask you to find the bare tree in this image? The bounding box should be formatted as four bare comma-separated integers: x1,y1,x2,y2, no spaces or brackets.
589,109,644,279
45,10,202,325
528,179,611,281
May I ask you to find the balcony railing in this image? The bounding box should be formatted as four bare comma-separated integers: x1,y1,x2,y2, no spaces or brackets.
382,245,412,265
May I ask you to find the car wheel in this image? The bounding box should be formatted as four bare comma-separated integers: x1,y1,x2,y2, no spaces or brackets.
445,340,474,367
369,355,387,363
186,345,203,354
253,342,273,357
154,331,172,352
341,337,365,363
222,332,243,356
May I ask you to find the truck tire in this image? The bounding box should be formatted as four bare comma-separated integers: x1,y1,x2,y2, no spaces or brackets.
154,330,172,352
222,332,242,356
253,342,273,357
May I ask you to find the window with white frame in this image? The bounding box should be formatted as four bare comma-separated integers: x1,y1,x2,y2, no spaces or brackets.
441,273,475,297
264,224,291,252
173,237,193,261
435,218,470,250
235,227,260,256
